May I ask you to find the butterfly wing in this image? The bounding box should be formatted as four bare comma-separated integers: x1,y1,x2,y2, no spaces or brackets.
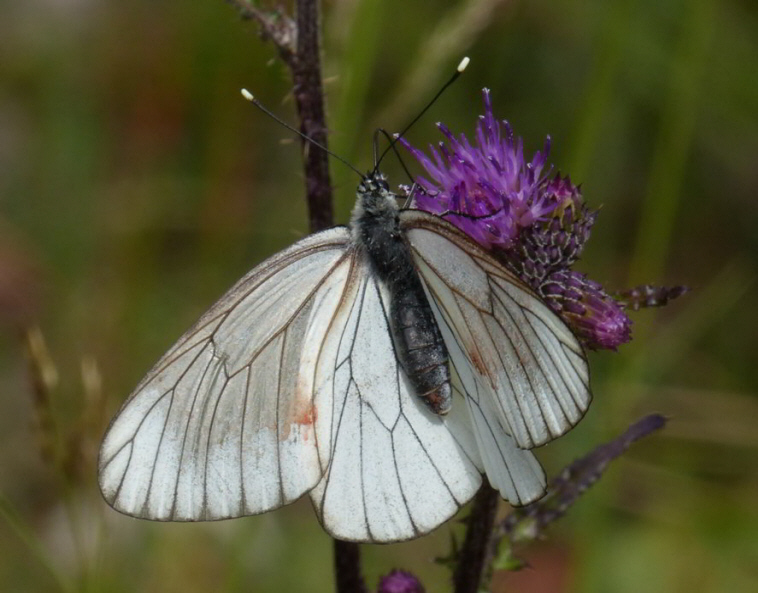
98,228,354,521
436,299,547,505
401,210,591,450
308,261,484,542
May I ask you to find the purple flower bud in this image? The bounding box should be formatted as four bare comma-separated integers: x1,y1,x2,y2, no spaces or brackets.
377,570,425,593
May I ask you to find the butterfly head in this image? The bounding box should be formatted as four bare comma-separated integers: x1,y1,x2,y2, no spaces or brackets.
358,171,390,195
351,171,399,227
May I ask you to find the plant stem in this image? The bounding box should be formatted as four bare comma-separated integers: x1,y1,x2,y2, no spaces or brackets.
333,538,367,593
294,0,334,233
453,483,499,593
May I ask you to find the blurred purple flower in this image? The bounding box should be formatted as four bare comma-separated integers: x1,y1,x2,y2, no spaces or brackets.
376,570,425,593
398,89,633,350
501,414,667,545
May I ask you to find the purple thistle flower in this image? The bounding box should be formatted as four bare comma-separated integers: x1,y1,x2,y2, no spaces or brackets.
399,88,633,350
376,570,425,593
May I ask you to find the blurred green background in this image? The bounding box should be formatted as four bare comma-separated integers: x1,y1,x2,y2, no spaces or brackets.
1,0,756,591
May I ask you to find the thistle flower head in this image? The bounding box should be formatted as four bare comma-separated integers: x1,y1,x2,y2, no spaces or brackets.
399,89,633,350
398,88,556,250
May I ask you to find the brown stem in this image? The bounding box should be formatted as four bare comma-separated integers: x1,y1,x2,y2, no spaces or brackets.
293,0,333,232
453,483,500,593
333,539,367,593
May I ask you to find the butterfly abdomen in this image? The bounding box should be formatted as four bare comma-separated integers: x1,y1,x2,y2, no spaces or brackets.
390,283,452,414
352,173,452,415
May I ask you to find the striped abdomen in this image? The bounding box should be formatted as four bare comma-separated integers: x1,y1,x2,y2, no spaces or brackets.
390,277,452,414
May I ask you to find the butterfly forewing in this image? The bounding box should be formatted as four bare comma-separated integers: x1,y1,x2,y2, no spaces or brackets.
401,210,591,450
99,227,353,521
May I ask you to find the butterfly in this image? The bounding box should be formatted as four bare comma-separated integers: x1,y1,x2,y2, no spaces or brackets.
98,169,591,543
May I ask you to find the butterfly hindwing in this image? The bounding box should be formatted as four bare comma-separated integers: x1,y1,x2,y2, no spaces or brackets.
428,287,547,505
309,261,483,542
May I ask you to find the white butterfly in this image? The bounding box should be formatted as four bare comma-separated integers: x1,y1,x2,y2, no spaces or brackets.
98,171,590,543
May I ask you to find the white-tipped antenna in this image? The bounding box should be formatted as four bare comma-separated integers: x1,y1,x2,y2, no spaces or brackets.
375,57,471,170
240,88,363,178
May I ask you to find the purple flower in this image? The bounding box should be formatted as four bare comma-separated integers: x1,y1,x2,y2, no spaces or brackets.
377,570,425,593
399,88,633,350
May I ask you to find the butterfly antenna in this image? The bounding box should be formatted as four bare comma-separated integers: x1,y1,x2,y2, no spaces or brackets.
240,89,364,179
374,128,414,182
374,56,470,172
